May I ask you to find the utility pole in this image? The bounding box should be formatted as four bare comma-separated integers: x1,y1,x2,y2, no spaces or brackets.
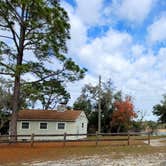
98,75,101,134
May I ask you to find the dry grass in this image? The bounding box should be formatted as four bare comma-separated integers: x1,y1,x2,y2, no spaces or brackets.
0,138,166,166
0,135,165,166
160,140,166,144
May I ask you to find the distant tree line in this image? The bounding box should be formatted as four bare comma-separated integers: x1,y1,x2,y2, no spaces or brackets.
73,79,137,133
73,80,166,133
153,95,166,124
0,77,165,134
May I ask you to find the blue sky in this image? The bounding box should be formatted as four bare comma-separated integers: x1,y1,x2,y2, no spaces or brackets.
61,0,166,120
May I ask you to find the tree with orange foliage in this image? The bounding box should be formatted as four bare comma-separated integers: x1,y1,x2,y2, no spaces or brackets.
111,96,137,133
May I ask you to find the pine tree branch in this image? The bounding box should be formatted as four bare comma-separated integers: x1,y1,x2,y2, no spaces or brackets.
6,0,24,26
0,24,8,28
25,71,63,84
0,62,15,72
23,65,66,84
0,10,20,51
0,35,13,40
0,72,14,76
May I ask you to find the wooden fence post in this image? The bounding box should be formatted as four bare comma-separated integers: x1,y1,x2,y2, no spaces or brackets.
148,132,150,145
63,132,67,147
128,132,130,145
96,131,98,146
30,133,34,147
8,135,11,144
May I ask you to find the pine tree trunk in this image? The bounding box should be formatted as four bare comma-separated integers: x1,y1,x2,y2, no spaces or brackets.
10,75,20,141
9,7,26,141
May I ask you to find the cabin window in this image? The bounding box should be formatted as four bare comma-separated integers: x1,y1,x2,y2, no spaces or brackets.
82,123,84,128
22,122,29,129
40,122,47,129
58,122,65,129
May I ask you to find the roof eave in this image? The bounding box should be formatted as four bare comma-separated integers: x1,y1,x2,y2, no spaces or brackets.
17,119,76,122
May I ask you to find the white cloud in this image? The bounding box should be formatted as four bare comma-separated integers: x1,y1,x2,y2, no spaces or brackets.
67,74,98,105
68,14,87,55
154,47,166,74
75,0,104,25
133,55,156,72
131,45,146,57
79,28,132,63
61,1,87,56
110,0,155,23
147,14,166,43
61,1,166,120
67,24,166,120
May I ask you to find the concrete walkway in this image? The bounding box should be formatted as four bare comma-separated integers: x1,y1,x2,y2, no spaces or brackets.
144,138,166,147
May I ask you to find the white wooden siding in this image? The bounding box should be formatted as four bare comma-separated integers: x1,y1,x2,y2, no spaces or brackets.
17,111,88,140
75,111,88,139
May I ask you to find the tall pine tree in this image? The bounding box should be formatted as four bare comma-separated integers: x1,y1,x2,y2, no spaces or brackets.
0,0,86,139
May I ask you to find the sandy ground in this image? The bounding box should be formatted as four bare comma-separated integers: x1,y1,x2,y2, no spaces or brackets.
25,138,166,166
25,153,166,166
0,138,165,166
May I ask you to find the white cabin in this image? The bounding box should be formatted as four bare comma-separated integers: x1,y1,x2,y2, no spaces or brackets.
17,109,88,140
